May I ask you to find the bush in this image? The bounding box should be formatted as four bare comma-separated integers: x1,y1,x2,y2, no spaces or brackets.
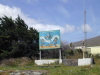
0,57,35,67
94,54,100,58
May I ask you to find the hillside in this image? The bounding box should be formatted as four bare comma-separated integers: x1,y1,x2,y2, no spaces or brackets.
73,36,100,47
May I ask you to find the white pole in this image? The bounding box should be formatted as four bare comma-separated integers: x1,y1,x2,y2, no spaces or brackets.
40,50,41,60
83,46,85,58
59,49,62,64
83,10,87,59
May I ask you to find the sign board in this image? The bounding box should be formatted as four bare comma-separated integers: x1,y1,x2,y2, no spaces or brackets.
39,30,61,50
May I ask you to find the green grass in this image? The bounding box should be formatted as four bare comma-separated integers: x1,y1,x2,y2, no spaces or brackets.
0,58,100,75
0,64,100,75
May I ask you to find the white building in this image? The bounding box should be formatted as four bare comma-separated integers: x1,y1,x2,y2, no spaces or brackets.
74,46,84,49
87,46,100,55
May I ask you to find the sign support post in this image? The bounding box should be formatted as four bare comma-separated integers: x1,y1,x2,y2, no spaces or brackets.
59,48,62,64
40,50,41,60
37,30,61,65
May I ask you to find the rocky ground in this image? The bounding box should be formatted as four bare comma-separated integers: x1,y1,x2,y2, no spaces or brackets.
0,70,47,75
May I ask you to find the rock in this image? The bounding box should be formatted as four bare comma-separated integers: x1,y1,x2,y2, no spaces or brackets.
33,72,43,75
10,70,47,75
0,70,3,72
10,72,21,75
62,59,78,66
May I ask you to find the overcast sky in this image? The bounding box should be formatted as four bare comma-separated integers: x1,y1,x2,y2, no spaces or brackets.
0,0,100,43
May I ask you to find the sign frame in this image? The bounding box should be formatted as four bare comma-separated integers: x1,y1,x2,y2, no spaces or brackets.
39,30,61,50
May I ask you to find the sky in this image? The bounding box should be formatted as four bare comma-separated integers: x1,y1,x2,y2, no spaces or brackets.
0,0,100,43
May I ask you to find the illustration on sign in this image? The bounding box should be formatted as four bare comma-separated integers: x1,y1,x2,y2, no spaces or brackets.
39,30,60,50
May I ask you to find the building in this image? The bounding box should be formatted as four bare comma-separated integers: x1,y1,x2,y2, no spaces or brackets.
87,46,100,55
74,46,100,55
74,46,84,49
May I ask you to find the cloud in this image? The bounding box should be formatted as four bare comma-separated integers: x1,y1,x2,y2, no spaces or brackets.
32,24,65,33
0,4,75,34
65,24,75,32
0,4,38,25
32,24,75,33
81,24,92,32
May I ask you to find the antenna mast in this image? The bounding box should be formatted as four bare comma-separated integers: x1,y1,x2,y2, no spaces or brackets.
83,9,87,58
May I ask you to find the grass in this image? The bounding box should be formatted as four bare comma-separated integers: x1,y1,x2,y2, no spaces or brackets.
0,58,100,75
0,65,100,75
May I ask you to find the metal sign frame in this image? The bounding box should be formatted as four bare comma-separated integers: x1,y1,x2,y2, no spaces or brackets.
39,30,61,50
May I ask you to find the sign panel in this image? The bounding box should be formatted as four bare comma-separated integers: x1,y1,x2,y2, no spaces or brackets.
39,30,61,50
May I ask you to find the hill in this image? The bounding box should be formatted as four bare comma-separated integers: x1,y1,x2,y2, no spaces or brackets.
73,36,100,47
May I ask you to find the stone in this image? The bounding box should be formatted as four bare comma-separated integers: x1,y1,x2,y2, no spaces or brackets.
0,70,3,72
62,59,78,66
10,70,47,75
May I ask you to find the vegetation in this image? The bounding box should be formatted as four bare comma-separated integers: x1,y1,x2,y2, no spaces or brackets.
0,16,39,59
0,16,72,60
0,16,100,75
0,57,99,75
